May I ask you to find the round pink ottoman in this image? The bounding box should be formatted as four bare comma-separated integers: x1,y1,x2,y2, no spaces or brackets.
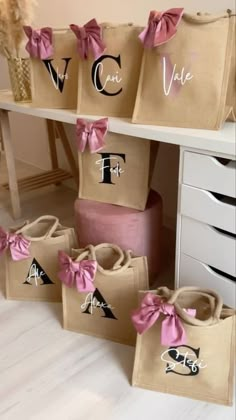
74,190,163,281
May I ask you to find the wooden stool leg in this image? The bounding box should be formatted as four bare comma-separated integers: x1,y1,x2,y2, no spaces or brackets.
46,119,61,186
55,121,79,187
0,110,21,219
46,119,59,170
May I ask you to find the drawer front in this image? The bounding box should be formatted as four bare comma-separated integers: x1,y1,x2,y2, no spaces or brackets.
181,216,236,277
181,184,236,234
183,151,236,198
178,253,236,308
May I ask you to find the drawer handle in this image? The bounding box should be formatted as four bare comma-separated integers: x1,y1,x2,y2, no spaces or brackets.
210,192,236,207
209,265,236,282
211,226,236,239
215,157,233,166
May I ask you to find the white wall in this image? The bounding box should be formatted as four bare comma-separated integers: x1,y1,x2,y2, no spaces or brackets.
0,0,234,226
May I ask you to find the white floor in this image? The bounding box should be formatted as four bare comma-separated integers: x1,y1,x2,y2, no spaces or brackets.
0,158,235,420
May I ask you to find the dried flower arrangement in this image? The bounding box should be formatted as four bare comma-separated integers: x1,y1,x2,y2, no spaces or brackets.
0,0,37,58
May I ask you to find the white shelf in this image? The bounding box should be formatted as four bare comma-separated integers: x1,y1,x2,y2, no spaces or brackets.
0,90,235,157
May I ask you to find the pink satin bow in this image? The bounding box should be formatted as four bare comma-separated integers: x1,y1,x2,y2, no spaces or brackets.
24,26,53,59
70,19,106,59
76,118,108,153
132,293,196,346
58,251,97,292
139,8,184,48
0,227,31,261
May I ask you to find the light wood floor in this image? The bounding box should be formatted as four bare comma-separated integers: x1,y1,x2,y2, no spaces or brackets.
0,157,235,420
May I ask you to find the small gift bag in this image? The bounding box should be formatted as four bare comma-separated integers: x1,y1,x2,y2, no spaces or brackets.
76,118,158,210
132,286,236,405
59,243,149,345
24,26,78,108
0,216,77,302
70,20,143,117
132,9,235,129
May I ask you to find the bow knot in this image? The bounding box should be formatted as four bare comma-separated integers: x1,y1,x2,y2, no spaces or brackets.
0,227,31,261
70,19,106,60
132,293,196,346
23,26,53,59
76,118,108,153
139,8,184,48
58,251,97,292
79,26,88,40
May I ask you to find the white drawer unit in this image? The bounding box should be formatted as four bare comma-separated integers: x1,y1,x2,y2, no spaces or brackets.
179,253,236,308
181,184,236,234
181,216,236,278
183,151,236,198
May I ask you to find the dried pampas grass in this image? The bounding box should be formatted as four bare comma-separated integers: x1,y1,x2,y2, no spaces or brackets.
7,0,37,55
0,0,37,57
0,0,11,57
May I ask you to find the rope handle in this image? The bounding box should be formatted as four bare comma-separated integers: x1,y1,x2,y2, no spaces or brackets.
157,286,223,327
15,215,59,241
183,11,231,24
75,243,133,275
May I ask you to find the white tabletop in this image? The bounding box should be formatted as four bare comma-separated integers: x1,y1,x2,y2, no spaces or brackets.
0,90,235,157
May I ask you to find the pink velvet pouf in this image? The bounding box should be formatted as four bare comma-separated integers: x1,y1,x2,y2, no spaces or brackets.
74,190,163,281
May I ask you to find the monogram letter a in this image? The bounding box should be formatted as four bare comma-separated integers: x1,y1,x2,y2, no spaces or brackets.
82,288,117,320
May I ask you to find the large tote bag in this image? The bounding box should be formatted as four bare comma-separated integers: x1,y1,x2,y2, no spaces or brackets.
59,244,149,345
24,27,78,108
71,20,143,117
132,9,235,129
76,118,158,210
132,287,236,405
0,216,77,301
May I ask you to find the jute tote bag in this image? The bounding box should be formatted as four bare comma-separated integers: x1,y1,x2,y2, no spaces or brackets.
0,215,77,302
70,20,143,117
132,287,236,405
76,118,158,210
24,27,78,108
227,15,236,122
59,244,149,345
132,9,235,129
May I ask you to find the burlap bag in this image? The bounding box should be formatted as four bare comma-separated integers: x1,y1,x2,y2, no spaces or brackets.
227,15,236,121
133,11,235,129
29,29,78,108
132,286,235,405
0,215,77,301
78,128,158,211
75,23,143,117
60,244,149,345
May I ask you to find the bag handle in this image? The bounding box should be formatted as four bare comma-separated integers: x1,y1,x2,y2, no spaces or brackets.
15,215,59,241
183,11,231,24
75,243,133,276
158,286,223,326
168,286,223,326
